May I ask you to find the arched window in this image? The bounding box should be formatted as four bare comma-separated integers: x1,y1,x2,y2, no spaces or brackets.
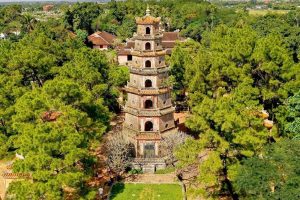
145,60,151,68
145,79,152,88
145,100,153,109
146,27,151,35
145,42,151,50
145,121,153,131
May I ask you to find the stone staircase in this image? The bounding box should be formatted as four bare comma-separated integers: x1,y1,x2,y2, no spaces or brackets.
132,157,166,174
142,164,156,173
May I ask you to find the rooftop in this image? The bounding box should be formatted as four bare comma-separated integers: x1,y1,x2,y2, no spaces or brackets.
88,31,116,46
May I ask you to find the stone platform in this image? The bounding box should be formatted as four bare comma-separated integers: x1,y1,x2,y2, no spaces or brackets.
131,157,166,173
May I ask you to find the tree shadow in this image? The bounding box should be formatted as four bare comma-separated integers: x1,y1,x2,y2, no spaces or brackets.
109,182,125,199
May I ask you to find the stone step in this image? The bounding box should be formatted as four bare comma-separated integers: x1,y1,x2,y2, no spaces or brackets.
142,164,155,173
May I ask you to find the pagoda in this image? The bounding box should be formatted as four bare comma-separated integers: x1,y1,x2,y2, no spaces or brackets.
123,7,176,172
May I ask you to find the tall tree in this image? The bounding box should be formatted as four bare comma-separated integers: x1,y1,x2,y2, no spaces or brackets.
64,3,101,33
175,24,300,198
235,139,300,200
8,78,109,199
283,90,300,139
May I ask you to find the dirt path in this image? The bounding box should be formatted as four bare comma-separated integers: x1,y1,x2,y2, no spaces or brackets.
124,173,177,184
0,162,7,200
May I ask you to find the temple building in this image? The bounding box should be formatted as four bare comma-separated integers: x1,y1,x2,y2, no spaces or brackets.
88,31,117,50
123,7,176,172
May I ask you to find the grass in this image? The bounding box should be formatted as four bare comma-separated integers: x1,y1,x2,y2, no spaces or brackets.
154,167,176,174
248,9,289,16
110,183,183,200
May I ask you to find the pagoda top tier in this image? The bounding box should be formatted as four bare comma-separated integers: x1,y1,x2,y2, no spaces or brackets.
136,6,161,25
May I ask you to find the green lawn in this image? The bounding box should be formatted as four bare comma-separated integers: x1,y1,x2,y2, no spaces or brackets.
110,183,183,200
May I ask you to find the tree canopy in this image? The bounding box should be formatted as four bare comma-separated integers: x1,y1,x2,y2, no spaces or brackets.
0,16,127,199
172,10,300,199
1,1,300,199
235,139,300,200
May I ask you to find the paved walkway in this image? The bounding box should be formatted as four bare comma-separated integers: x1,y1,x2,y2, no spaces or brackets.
0,162,7,200
124,173,177,184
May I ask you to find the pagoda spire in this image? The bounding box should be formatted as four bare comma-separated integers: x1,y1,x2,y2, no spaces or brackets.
146,5,150,16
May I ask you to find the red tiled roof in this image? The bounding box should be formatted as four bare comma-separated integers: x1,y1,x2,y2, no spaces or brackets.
88,31,116,46
125,41,135,49
162,41,176,49
118,48,131,56
162,32,184,49
43,4,54,12
118,41,135,55
162,32,181,41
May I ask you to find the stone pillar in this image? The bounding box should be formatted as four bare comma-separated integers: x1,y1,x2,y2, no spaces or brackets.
155,142,159,156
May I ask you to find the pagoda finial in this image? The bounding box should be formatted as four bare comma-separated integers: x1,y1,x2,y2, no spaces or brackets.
146,5,150,16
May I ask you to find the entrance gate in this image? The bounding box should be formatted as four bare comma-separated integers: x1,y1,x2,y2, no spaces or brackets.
144,143,155,158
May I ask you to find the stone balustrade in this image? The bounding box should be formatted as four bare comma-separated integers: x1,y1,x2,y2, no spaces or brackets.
124,106,174,117
129,66,169,75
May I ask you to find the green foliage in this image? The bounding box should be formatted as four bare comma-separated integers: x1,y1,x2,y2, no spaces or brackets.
1,2,300,199
0,5,22,33
0,16,121,198
7,33,61,87
64,2,102,33
154,167,175,174
20,14,38,33
7,80,104,198
235,139,300,200
108,65,130,87
175,21,300,198
175,138,205,168
284,90,300,139
75,29,88,42
128,168,143,175
116,16,136,41
89,0,244,41
92,11,118,35
168,40,200,94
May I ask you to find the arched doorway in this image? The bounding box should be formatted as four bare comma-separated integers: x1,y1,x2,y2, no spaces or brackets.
144,121,153,131
145,79,152,87
145,42,151,50
144,143,155,158
145,100,153,109
146,27,151,35
145,60,151,68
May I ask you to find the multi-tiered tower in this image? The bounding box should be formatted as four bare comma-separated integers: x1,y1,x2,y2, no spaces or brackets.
123,8,175,171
